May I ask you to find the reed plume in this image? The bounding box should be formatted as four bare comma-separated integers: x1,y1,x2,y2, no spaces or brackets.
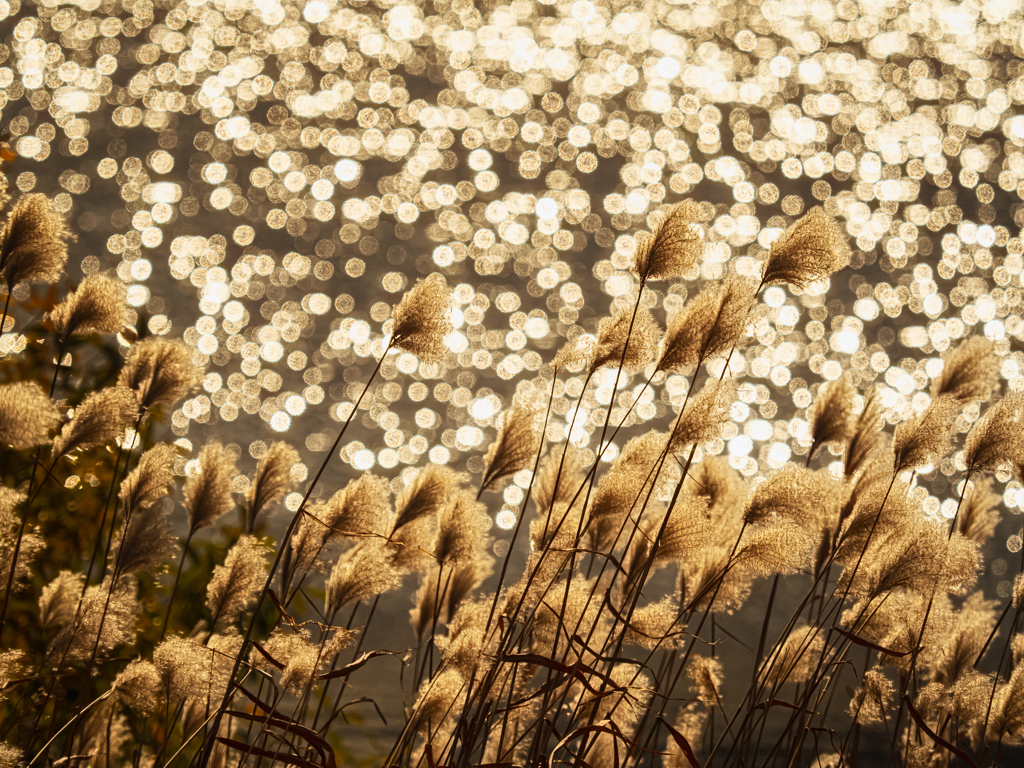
393,464,462,535
110,502,176,581
0,382,59,449
931,335,999,405
0,193,72,288
244,440,299,532
390,272,454,361
326,540,402,615
892,394,959,473
679,546,752,614
625,596,682,649
51,386,139,458
480,398,542,494
656,276,754,373
0,491,42,590
48,274,127,341
182,441,237,535
684,455,747,537
765,624,822,684
533,444,584,514
590,431,667,520
743,466,839,529
738,521,816,575
112,659,162,713
38,570,82,630
118,443,175,520
651,495,713,563
931,592,997,687
963,390,1024,474
687,654,723,709
631,200,705,282
760,205,851,288
205,535,270,629
957,477,1001,545
845,387,884,477
51,576,139,661
252,626,354,693
433,490,489,566
807,376,855,459
118,337,202,411
589,306,660,374
848,667,893,724
668,377,736,454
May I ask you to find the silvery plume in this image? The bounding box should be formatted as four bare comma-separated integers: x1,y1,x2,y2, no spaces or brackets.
760,205,851,289
182,440,237,535
51,386,139,458
389,271,454,362
631,200,706,282
807,376,855,460
244,440,299,532
589,306,661,374
656,277,755,373
0,488,41,589
892,394,960,473
0,193,72,288
931,335,1000,406
205,535,269,629
118,337,203,411
479,397,542,495
48,274,127,341
0,382,59,450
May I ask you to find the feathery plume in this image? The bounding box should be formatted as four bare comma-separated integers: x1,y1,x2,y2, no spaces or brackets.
848,667,893,725
530,500,581,552
807,376,855,458
410,667,466,737
433,490,489,566
410,565,443,640
393,465,462,535
442,558,491,623
668,378,736,454
1014,572,1024,612
845,387,884,477
390,272,454,361
323,472,393,539
206,535,269,629
573,663,652,728
52,576,139,661
739,522,817,575
118,337,202,410
52,386,139,458
48,274,127,340
743,466,839,529
932,593,997,687
182,441,237,535
931,336,999,406
765,625,823,684
38,570,82,630
326,541,403,615
0,382,59,449
0,490,41,588
252,626,354,693
835,477,916,562
760,205,850,289
946,670,990,724
625,596,683,650
679,545,753,614
245,440,299,532
533,444,585,515
553,334,596,372
533,576,608,656
589,306,660,374
0,193,71,287
963,391,1024,474
436,600,493,678
687,655,724,709
111,501,176,580
480,398,542,494
113,659,162,713
631,200,705,282
0,745,20,768
118,443,175,520
892,394,960,473
684,455,747,537
656,277,755,373
652,495,714,562
664,706,707,768
957,477,1001,545
590,431,667,520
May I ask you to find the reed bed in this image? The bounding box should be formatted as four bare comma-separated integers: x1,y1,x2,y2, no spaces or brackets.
1,191,1022,768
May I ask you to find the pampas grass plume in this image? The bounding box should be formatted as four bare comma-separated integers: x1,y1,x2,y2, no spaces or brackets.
657,277,754,373
892,394,959,473
589,306,660,374
0,382,59,449
480,398,542,495
390,272,454,362
183,440,237,535
118,337,203,411
760,206,850,289
245,440,299,532
52,386,139,457
0,193,72,287
206,535,269,629
932,336,1000,405
631,200,705,282
48,274,127,341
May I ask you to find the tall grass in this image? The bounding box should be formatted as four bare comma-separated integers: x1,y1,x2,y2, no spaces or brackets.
1,192,1022,768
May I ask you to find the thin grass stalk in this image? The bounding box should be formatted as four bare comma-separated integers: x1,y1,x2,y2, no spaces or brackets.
311,593,380,733
159,531,195,643
195,344,389,768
